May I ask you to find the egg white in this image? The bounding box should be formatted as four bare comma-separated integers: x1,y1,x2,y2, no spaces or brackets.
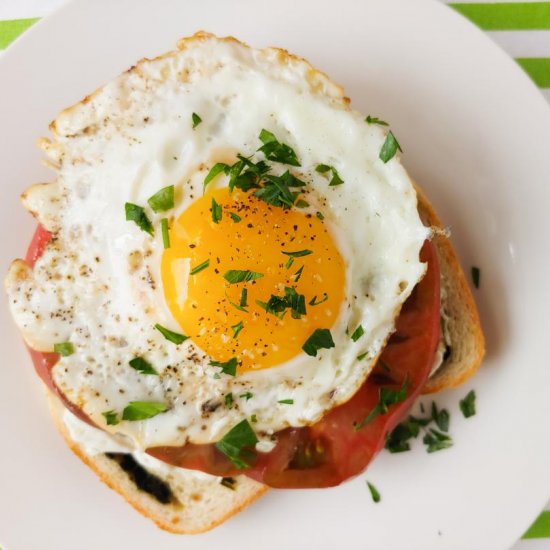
6,33,429,450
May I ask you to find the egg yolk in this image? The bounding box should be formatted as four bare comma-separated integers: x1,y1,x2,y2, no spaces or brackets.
161,187,345,372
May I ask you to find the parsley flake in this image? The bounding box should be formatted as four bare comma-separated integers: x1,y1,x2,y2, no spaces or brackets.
190,258,210,275
309,293,328,306
122,401,168,421
282,249,312,269
293,265,304,282
204,162,229,188
211,197,222,224
129,357,158,376
102,410,119,426
365,115,389,126
367,481,381,503
431,402,450,432
224,270,264,284
316,163,344,186
54,342,74,357
231,320,244,339
302,328,335,357
221,477,236,490
147,185,174,212
210,357,238,376
125,203,153,235
215,419,258,469
258,129,300,166
357,352,369,361
224,393,234,407
423,428,453,453
229,212,242,223
379,131,402,163
160,218,170,248
278,399,294,405
350,324,365,342
355,378,409,430
192,112,202,128
460,390,476,418
154,323,188,344
240,391,253,400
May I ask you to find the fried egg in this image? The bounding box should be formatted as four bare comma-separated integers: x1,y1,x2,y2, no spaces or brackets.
6,33,429,449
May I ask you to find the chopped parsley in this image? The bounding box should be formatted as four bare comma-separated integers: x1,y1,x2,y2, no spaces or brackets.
229,212,242,223
309,293,328,306
154,323,188,344
460,390,476,418
257,286,307,319
215,419,259,469
350,324,365,342
224,270,264,284
231,320,244,339
122,401,168,421
102,410,119,426
355,378,409,430
220,477,237,490
316,211,325,220
250,414,257,423
128,357,158,376
204,162,229,188
278,399,294,405
226,291,248,313
423,428,453,453
125,203,153,235
385,400,457,454
282,249,312,269
210,357,238,376
365,115,389,126
385,415,430,453
240,391,253,400
302,328,335,357
190,258,210,275
379,131,402,163
366,481,381,503
147,185,174,212
293,265,304,282
54,342,74,357
257,129,300,166
357,351,369,361
471,266,481,289
316,163,344,186
192,112,202,128
295,199,309,208
431,402,450,432
240,288,248,307
211,197,222,224
224,393,234,407
160,218,170,249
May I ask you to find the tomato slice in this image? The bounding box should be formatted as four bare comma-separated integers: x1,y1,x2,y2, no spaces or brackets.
148,241,441,488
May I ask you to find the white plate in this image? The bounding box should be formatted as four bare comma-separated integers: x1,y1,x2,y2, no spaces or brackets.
1,1,550,549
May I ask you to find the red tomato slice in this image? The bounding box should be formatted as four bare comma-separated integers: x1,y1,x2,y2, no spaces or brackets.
148,241,441,488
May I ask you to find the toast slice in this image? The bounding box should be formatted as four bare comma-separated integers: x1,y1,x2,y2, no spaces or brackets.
48,393,268,534
416,185,485,393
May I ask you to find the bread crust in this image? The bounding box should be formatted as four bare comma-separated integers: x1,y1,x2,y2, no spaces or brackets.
415,185,485,393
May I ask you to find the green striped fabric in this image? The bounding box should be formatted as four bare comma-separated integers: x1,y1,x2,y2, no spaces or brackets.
0,18,39,49
0,2,549,545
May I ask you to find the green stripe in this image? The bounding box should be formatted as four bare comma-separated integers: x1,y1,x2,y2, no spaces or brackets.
516,58,550,87
450,2,550,30
0,18,40,49
523,511,550,539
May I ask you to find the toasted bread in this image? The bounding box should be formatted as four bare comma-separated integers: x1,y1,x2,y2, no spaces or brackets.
416,186,485,393
48,393,268,534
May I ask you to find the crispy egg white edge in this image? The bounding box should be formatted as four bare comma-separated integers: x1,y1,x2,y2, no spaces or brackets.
5,34,429,450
